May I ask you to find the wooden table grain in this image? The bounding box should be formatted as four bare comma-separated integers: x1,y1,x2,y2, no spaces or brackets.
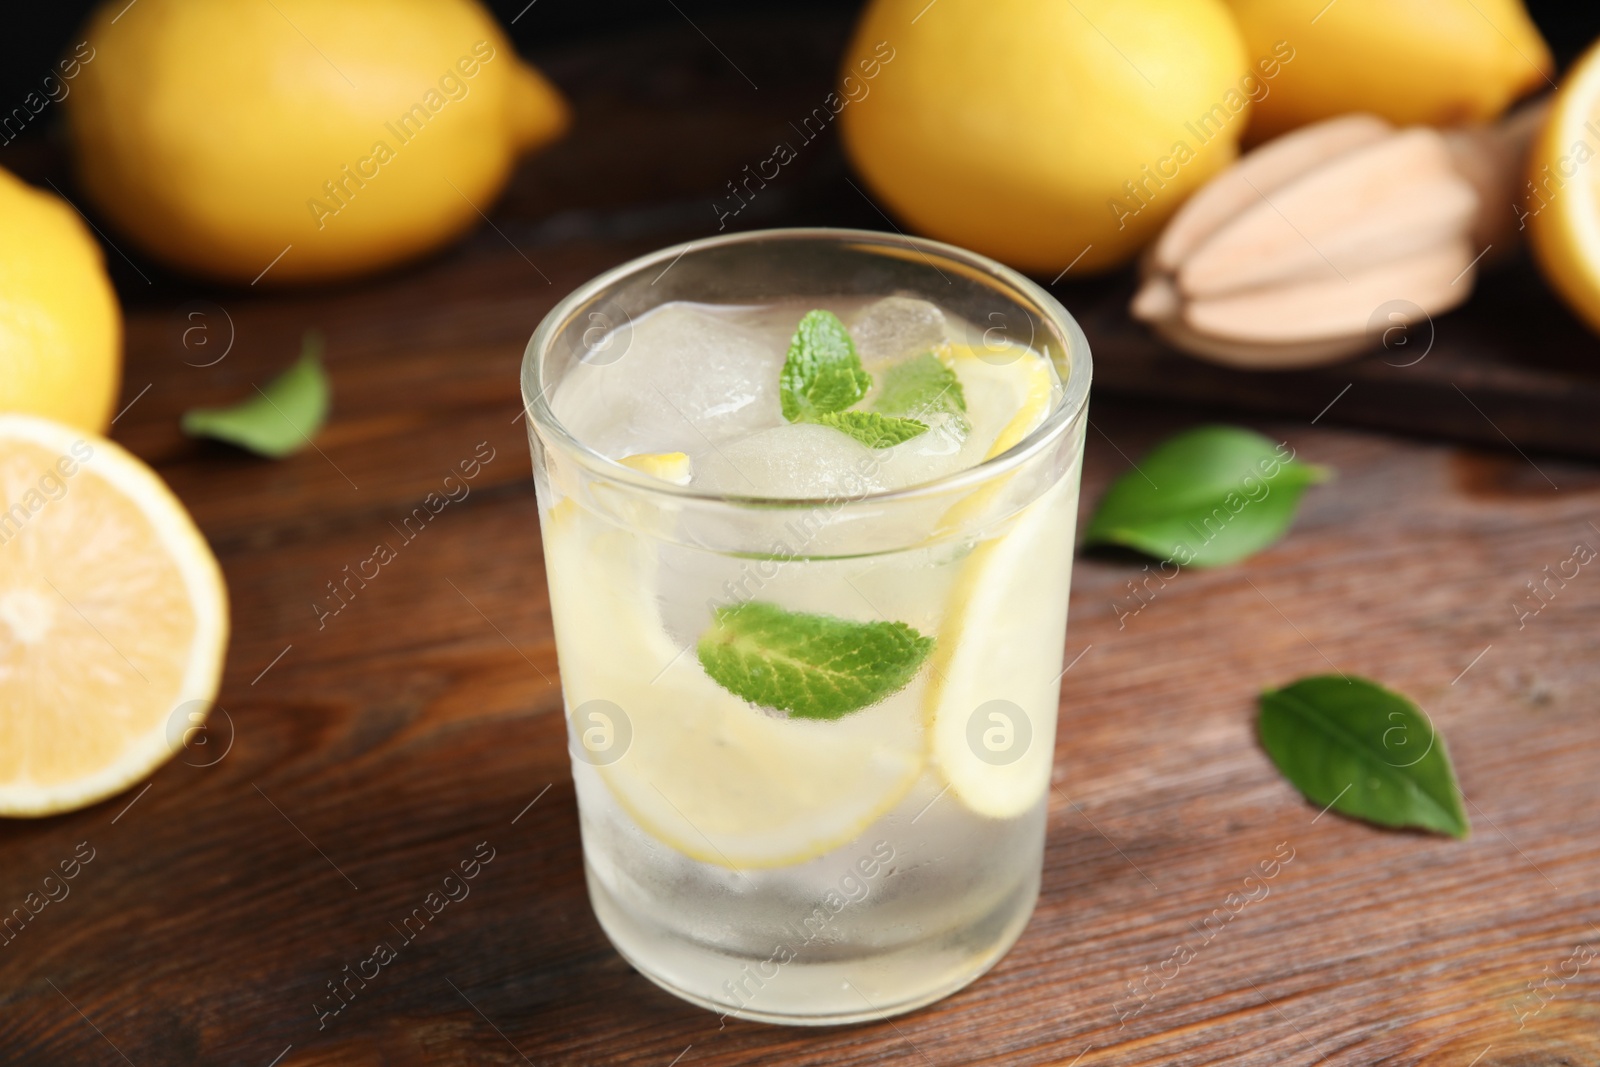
3,15,1599,1067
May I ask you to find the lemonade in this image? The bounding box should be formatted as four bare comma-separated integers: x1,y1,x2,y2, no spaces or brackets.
523,230,1090,1023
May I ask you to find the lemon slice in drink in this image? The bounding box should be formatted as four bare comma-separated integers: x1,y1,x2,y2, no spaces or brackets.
926,346,1077,819
548,451,691,526
942,343,1057,460
618,451,692,484
929,343,1058,536
543,503,924,870
0,416,229,816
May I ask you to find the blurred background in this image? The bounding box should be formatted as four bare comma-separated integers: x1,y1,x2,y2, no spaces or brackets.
6,0,1600,443
5,0,1599,98
7,1,1600,302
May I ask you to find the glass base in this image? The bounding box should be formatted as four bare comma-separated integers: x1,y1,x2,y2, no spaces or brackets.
586,860,1041,1026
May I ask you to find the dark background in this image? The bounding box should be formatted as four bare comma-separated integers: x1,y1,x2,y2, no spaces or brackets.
3,0,1598,121
0,1,852,112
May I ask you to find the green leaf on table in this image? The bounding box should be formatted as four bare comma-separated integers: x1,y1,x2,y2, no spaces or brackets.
874,352,968,433
181,333,330,458
1082,425,1330,567
697,600,934,720
1258,675,1469,838
780,310,872,422
813,410,928,449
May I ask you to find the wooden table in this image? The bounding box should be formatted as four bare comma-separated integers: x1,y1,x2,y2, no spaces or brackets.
4,15,1599,1066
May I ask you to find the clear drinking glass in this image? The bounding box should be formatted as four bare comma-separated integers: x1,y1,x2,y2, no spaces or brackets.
522,228,1091,1024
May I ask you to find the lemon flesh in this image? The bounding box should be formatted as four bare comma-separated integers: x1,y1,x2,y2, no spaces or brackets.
0,416,228,816
543,507,925,870
927,349,1078,818
618,451,692,484
926,474,1078,819
943,344,1057,461
1528,37,1600,338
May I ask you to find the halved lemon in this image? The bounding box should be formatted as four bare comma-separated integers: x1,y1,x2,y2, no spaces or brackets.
926,346,1078,819
1528,38,1600,337
0,415,229,816
543,504,925,869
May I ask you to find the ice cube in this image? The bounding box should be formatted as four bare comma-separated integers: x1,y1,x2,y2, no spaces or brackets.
870,411,972,490
551,303,783,458
848,296,951,365
694,424,883,499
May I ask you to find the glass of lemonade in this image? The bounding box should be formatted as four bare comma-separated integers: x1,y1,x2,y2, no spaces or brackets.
522,228,1091,1024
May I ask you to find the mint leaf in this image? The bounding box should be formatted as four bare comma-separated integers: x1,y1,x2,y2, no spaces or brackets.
182,333,330,458
1259,676,1469,838
874,352,967,433
780,310,872,422
1083,425,1330,567
814,410,928,449
777,312,950,450
697,601,934,720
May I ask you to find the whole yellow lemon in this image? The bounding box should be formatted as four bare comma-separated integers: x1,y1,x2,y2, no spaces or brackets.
1224,0,1551,141
838,0,1251,275
0,167,121,432
67,0,569,285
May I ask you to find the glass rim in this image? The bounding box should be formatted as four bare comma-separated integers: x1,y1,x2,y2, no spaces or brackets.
522,226,1093,508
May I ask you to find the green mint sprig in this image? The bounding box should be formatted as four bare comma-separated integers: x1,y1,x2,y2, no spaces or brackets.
814,411,929,448
779,309,927,449
780,310,873,422
697,601,934,720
